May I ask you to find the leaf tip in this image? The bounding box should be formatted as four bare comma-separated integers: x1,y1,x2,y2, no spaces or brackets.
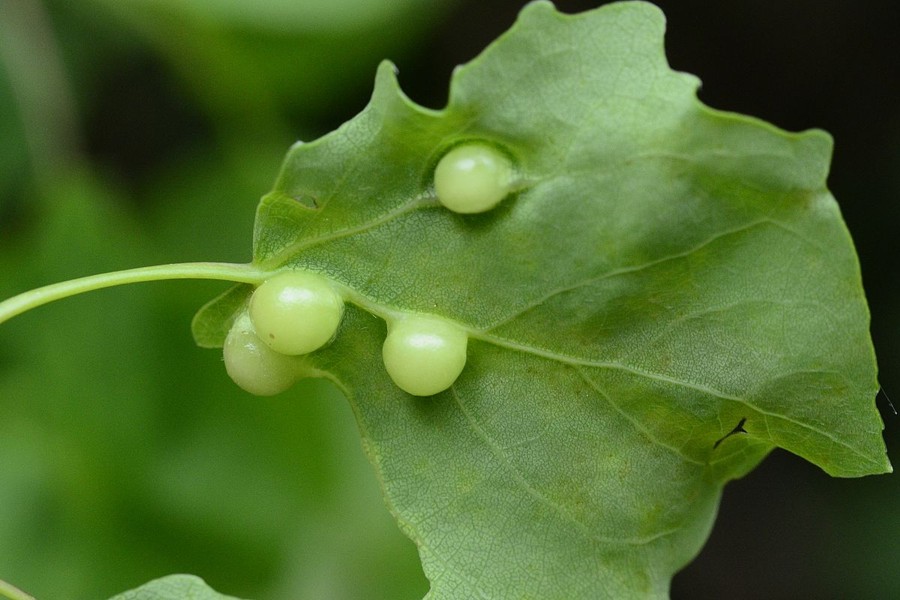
373,59,401,97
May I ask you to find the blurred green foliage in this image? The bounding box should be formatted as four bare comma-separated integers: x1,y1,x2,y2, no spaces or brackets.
0,0,456,597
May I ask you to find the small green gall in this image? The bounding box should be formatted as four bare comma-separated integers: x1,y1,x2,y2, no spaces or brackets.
224,314,298,396
434,143,514,214
382,314,468,396
249,271,344,356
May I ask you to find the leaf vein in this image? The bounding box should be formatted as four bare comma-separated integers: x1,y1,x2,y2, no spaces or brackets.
474,333,879,467
573,367,704,465
449,386,679,546
258,192,437,270
482,218,771,332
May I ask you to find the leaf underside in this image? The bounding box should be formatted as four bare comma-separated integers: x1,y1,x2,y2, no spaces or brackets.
192,1,890,598
109,575,243,600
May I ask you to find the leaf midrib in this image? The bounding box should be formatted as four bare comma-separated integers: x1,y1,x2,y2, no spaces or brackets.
251,185,875,469
473,332,878,469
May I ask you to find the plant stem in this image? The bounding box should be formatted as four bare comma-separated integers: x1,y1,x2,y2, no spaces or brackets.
0,262,268,326
0,579,36,600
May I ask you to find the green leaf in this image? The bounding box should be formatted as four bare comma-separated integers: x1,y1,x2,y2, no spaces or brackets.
194,1,890,597
192,283,253,348
107,575,242,600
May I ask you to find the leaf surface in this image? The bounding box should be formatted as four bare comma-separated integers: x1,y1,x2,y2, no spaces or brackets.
108,575,243,600
193,2,890,597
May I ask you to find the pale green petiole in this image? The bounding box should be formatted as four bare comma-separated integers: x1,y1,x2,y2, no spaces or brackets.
0,262,268,326
0,578,36,600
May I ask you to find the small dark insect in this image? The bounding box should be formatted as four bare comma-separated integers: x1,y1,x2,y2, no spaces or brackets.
713,417,748,449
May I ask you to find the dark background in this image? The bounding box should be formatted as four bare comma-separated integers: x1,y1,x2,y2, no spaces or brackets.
0,0,897,598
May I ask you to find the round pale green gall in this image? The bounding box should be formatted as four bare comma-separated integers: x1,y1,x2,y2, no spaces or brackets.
382,315,468,396
249,271,344,356
224,315,298,396
434,143,513,214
